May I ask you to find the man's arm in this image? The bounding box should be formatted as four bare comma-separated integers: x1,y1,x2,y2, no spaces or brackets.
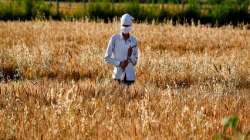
128,43,138,66
104,36,120,67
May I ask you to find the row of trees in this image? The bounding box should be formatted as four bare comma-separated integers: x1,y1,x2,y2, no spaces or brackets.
45,0,249,4
0,0,249,26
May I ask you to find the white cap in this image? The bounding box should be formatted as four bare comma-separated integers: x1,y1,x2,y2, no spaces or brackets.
120,13,134,26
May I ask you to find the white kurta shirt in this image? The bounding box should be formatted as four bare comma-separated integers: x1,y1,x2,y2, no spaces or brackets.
104,33,138,81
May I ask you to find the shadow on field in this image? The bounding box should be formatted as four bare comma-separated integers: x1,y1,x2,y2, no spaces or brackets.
147,74,250,90
1,66,250,91
0,67,21,82
0,66,97,82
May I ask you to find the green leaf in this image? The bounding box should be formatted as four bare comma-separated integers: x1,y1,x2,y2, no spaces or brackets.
222,116,239,129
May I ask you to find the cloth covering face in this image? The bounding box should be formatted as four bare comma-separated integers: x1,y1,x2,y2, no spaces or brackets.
120,13,134,33
121,26,132,34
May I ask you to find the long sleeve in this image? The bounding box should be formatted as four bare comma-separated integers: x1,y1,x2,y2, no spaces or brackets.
129,44,138,66
104,36,120,67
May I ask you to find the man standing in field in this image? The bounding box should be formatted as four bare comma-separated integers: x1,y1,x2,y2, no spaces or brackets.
104,13,138,85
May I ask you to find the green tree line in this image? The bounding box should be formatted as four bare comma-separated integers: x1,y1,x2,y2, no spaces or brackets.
0,0,249,26
45,0,249,4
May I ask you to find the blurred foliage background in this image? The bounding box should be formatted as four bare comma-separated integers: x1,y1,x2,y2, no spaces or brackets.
0,0,249,25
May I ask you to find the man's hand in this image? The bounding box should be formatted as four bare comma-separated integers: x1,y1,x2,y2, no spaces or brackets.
128,46,132,57
120,60,129,70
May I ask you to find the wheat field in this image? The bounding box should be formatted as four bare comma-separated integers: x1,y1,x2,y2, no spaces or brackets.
0,21,249,140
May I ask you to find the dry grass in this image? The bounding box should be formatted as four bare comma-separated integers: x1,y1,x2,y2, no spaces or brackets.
0,21,249,140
